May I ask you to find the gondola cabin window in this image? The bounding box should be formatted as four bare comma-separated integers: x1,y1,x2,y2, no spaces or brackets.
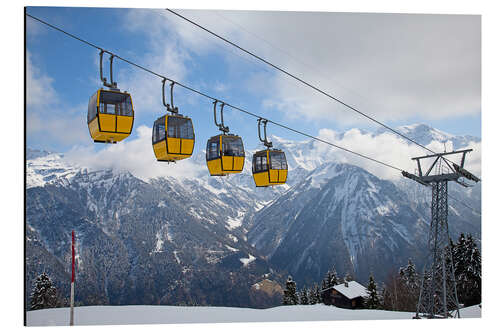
87,92,98,123
270,151,287,170
152,117,166,143
207,140,219,160
99,91,133,116
222,136,244,157
168,117,194,139
253,155,268,173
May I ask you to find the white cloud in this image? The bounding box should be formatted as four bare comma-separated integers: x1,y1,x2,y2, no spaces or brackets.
64,125,204,181
26,51,57,109
311,128,481,181
26,52,89,147
117,9,205,115
170,10,480,126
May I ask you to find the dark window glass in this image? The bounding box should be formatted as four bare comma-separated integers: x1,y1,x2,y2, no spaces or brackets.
222,136,244,157
253,154,268,173
180,118,194,139
261,155,268,172
270,151,287,170
207,139,220,160
153,117,166,143
167,117,194,139
98,91,133,116
87,92,98,122
167,117,177,138
158,123,165,141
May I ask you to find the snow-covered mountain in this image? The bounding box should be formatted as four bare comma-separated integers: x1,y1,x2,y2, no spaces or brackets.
25,123,481,306
248,162,430,285
26,155,284,308
27,150,82,188
391,123,480,149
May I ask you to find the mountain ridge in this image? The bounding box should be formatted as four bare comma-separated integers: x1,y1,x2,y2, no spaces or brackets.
25,123,481,304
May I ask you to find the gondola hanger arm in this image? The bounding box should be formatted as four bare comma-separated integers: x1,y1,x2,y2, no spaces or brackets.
162,78,178,114
258,118,272,148
99,49,117,89
213,100,229,134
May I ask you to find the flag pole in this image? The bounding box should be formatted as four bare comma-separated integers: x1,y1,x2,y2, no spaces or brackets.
70,230,75,326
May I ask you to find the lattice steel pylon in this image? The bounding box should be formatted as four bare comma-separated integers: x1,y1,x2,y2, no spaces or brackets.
402,149,480,319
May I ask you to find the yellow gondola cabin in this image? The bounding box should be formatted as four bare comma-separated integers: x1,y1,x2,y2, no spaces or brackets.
252,149,288,187
206,134,245,176
87,89,134,143
152,115,195,162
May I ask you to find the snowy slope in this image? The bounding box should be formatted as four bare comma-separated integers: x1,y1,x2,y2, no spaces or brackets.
26,149,82,188
26,304,481,326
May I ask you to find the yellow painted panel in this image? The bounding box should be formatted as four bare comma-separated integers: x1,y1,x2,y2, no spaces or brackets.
107,132,129,142
166,153,190,161
181,139,194,155
269,169,279,183
116,115,133,133
279,170,288,183
99,113,116,132
88,118,99,139
153,141,167,160
253,172,270,187
207,159,222,175
167,138,181,154
222,156,233,171
233,156,245,172
93,132,129,143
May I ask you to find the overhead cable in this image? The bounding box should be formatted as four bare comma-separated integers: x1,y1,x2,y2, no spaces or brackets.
165,8,479,174
26,13,481,216
25,12,405,173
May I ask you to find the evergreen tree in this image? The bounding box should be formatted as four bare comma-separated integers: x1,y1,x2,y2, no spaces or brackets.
30,272,58,310
321,278,327,291
329,267,338,287
300,288,309,305
306,288,314,305
398,258,420,311
307,286,316,305
364,273,380,309
403,258,419,290
454,234,481,306
322,271,332,289
311,283,321,304
282,276,299,305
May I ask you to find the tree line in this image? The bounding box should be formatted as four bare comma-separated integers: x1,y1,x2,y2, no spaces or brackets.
282,233,481,311
28,233,481,311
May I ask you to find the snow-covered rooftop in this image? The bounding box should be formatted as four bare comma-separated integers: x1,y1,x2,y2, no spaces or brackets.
333,281,368,299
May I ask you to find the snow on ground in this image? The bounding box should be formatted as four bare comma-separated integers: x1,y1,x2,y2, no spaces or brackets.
226,209,246,230
225,244,239,252
26,304,481,326
239,254,256,266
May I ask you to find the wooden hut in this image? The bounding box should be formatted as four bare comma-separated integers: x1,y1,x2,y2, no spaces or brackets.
321,281,368,309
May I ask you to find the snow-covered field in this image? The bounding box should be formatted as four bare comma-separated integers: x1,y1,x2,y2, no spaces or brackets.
27,304,481,326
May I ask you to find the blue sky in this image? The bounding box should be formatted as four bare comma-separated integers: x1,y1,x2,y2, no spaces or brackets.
26,7,481,166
